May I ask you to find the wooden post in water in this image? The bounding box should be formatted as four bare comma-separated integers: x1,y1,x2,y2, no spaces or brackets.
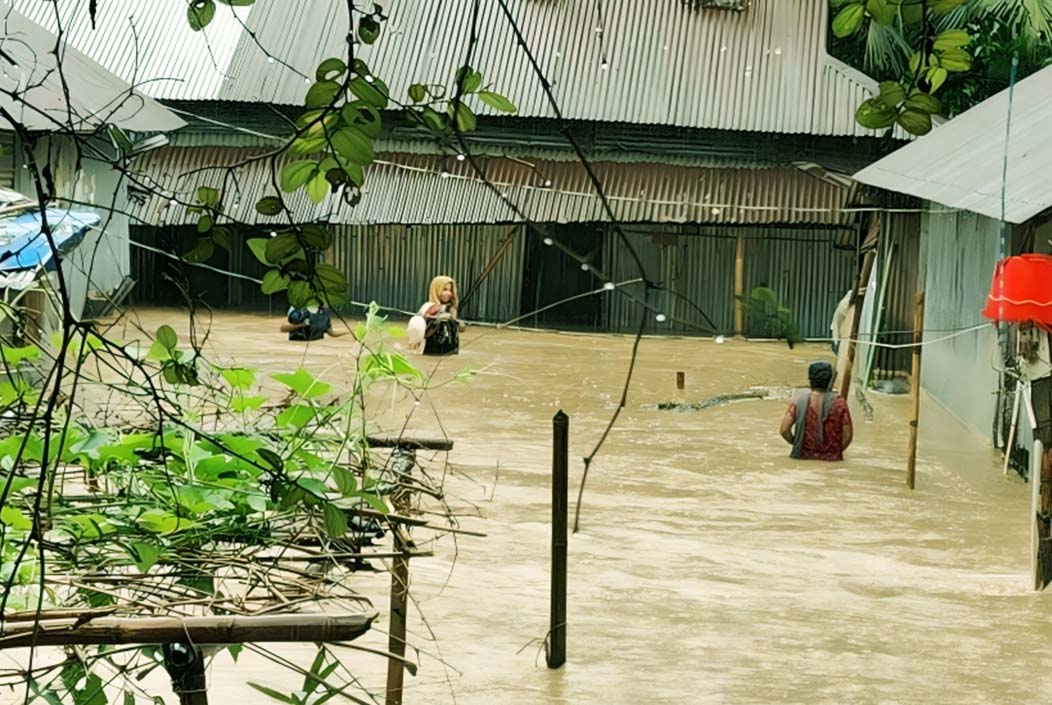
840,249,876,400
906,292,926,490
733,234,746,337
676,371,685,391
1032,439,1044,590
385,528,411,705
162,642,209,705
547,410,568,669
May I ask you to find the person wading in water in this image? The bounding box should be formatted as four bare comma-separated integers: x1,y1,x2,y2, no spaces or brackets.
779,361,853,461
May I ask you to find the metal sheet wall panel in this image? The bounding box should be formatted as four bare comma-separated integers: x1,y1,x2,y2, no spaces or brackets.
602,226,737,335
919,208,1003,437
13,0,252,101
869,211,921,378
129,147,857,227
743,229,856,338
329,224,525,323
219,0,879,137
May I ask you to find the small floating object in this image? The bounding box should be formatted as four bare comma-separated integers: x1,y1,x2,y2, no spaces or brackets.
715,335,726,344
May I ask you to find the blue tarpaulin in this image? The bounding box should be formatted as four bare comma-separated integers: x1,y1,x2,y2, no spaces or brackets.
0,208,100,273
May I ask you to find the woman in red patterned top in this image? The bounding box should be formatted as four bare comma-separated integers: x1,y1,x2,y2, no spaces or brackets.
779,361,853,461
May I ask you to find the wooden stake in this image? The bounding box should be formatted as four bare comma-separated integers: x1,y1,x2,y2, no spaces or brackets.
733,234,745,336
547,410,568,669
840,249,876,400
1032,440,1044,590
384,528,411,705
676,371,685,391
906,292,926,490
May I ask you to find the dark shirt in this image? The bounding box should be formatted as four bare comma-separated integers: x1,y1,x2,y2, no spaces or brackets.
424,318,459,355
288,308,331,341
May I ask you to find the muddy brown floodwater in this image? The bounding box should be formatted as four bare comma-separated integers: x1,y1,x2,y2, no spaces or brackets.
6,308,1050,705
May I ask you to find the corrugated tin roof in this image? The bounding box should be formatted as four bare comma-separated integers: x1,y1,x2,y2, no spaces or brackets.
853,64,1052,225
125,147,855,227
12,0,251,101
18,0,893,138
0,3,184,132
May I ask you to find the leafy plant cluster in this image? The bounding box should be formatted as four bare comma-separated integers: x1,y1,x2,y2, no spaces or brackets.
830,0,1052,134
738,286,803,347
0,306,446,703
832,0,970,135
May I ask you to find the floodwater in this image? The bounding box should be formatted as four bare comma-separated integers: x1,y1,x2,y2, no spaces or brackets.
8,308,1051,704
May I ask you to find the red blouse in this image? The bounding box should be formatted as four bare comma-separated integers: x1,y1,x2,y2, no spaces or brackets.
786,397,851,461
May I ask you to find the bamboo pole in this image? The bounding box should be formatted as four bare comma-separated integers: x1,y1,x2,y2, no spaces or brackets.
0,612,377,649
906,292,926,490
547,411,569,669
733,234,745,336
839,249,876,400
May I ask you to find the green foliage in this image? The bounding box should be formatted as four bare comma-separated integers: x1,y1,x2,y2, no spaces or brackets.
830,0,1052,130
737,286,803,348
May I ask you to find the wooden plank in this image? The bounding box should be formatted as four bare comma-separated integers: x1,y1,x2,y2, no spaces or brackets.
0,612,377,649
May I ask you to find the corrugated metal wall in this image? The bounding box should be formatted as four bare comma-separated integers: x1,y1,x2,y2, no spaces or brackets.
920,208,1004,438
329,224,526,322
869,211,921,378
603,225,854,337
0,131,15,188
130,226,275,310
128,147,858,228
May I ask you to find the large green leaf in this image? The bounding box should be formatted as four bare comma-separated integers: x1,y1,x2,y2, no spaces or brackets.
244,239,270,267
255,196,283,216
306,172,330,204
451,102,477,132
187,0,216,30
939,47,972,72
265,233,303,263
349,76,389,109
323,502,348,536
478,90,517,113
155,325,178,351
855,97,897,129
904,92,943,114
866,0,895,25
221,367,256,389
896,108,933,135
0,344,40,366
300,225,333,250
261,269,290,294
280,160,318,192
314,263,348,293
128,541,160,573
877,81,906,107
305,80,342,109
331,126,375,165
277,404,318,429
342,102,383,138
271,368,332,398
832,3,865,38
230,395,267,413
933,29,972,51
0,506,31,531
315,57,347,82
358,15,381,44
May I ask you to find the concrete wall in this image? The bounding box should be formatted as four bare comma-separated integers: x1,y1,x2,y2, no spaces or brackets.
919,208,1004,440
15,136,130,321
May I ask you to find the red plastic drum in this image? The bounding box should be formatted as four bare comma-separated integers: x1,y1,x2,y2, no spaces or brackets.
982,254,1052,324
